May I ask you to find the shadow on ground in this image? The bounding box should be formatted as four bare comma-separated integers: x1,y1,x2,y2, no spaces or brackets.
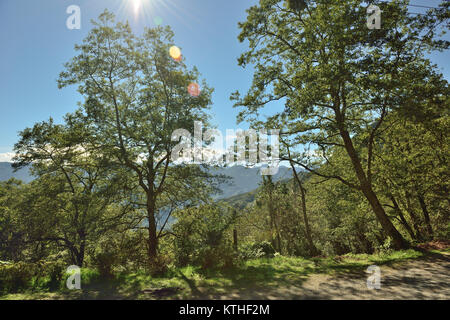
183,253,450,300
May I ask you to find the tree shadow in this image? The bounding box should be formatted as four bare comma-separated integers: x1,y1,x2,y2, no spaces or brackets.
178,270,202,297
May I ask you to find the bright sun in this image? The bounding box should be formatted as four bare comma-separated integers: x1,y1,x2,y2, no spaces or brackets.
132,0,142,14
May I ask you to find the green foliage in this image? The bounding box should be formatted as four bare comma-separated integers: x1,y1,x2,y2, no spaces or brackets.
239,241,276,260
287,0,307,11
56,9,217,261
232,0,449,250
147,255,171,277
376,237,394,255
0,262,35,294
196,244,238,271
172,203,238,269
0,260,67,294
92,252,116,279
1,1,448,299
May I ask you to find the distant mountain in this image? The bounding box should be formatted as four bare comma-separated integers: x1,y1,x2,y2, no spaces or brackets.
0,162,33,183
0,162,294,199
211,166,293,199
221,188,258,209
221,171,297,209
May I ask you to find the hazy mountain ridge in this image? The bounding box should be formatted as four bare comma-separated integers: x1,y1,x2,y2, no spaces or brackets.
211,166,293,199
0,162,293,199
0,163,33,183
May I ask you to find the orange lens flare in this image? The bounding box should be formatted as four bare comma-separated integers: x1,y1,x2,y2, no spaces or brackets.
169,46,182,61
188,83,200,97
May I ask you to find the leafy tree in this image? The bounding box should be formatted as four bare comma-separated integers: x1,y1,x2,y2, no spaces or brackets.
13,118,136,266
0,179,27,262
171,203,237,268
232,0,449,249
374,113,450,241
306,172,381,255
57,11,217,260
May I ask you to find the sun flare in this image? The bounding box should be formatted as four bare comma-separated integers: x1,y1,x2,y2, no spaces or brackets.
132,0,142,14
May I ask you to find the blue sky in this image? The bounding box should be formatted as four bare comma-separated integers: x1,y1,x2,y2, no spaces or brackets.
0,0,448,161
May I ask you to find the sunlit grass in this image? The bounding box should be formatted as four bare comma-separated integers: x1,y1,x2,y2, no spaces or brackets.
1,248,442,300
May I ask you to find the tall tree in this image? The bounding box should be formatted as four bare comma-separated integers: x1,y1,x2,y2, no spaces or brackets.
13,117,136,266
261,175,283,253
232,0,448,249
374,113,450,240
57,11,216,260
289,161,319,256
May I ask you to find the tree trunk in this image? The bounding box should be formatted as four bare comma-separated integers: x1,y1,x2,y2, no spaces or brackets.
290,162,319,256
147,195,158,260
404,193,425,241
339,128,409,250
69,245,84,267
265,176,281,253
300,185,315,250
390,196,416,240
276,228,282,254
75,250,84,267
233,228,238,252
361,187,408,249
300,186,319,256
417,193,433,239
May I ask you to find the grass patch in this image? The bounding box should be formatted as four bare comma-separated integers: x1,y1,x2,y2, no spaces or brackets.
0,248,441,300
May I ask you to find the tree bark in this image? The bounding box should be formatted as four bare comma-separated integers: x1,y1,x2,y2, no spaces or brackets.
417,193,434,239
75,250,84,267
404,193,425,241
338,128,409,250
299,184,319,256
390,196,416,240
265,176,281,253
147,195,158,260
290,163,319,256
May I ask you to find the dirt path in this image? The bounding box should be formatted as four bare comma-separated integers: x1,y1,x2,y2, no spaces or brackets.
2,253,448,300
199,254,450,300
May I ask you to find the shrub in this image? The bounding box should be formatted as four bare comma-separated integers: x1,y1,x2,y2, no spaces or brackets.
197,245,239,271
376,237,394,255
58,267,101,290
239,241,275,260
92,252,117,279
147,255,170,277
0,262,35,294
33,260,66,291
0,260,72,294
47,261,65,290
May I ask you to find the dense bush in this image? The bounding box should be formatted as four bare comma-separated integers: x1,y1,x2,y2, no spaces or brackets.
239,241,276,260
42,261,66,290
0,260,67,294
172,204,238,270
196,244,239,271
0,262,35,294
92,252,116,279
146,255,170,277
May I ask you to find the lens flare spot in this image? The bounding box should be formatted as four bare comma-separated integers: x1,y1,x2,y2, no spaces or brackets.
154,16,163,26
169,46,182,60
188,83,201,97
